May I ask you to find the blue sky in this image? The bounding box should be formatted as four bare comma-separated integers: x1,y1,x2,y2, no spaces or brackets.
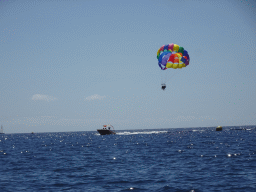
1,0,256,133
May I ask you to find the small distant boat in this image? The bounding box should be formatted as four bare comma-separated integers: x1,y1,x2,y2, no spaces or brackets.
97,125,116,135
0,125,4,134
216,126,222,131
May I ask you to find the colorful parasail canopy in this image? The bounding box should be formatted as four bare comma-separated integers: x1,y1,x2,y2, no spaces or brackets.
157,43,190,70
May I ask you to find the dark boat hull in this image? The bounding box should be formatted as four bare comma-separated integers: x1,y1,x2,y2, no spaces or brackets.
97,129,116,135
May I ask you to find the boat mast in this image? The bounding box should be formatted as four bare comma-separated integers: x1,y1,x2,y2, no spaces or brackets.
0,125,3,133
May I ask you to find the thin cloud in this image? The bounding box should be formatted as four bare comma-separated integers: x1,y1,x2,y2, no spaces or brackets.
85,94,106,101
32,94,57,102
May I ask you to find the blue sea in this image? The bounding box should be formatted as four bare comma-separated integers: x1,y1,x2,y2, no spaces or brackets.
1,126,256,192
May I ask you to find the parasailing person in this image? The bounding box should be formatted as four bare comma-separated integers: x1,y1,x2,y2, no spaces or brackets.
157,43,190,90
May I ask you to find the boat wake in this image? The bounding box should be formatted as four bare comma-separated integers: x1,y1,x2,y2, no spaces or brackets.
117,130,168,135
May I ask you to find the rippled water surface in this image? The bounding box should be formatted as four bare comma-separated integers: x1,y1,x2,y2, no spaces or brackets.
1,126,256,192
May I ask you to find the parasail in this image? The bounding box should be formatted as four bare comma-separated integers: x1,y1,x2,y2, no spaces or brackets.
157,43,190,90
157,43,190,70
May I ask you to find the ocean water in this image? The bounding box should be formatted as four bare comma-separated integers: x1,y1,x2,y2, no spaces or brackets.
0,126,256,192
